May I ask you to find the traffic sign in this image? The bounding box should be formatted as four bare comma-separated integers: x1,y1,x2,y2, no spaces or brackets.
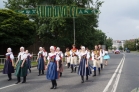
78,8,99,15
16,9,37,14
15,5,99,17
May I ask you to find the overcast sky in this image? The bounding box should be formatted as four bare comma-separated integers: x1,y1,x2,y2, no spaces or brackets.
0,0,139,40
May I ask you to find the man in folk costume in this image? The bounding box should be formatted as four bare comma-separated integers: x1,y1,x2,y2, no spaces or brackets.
15,47,28,84
65,47,71,68
70,44,79,73
56,47,63,77
36,47,46,76
92,45,102,76
3,48,14,81
98,45,105,70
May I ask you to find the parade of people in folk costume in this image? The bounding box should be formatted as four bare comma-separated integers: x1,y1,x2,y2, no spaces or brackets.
2,44,110,89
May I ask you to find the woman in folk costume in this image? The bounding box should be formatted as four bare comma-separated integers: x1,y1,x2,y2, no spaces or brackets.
46,46,60,89
36,47,46,76
78,46,92,83
103,49,110,66
92,45,102,76
70,44,79,73
98,45,105,70
56,47,63,77
25,50,32,73
3,48,14,81
65,47,71,68
15,47,27,84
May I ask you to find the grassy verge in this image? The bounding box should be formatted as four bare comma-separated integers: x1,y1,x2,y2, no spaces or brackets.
0,65,4,70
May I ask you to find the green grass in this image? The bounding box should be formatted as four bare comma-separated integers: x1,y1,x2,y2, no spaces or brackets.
0,65,4,70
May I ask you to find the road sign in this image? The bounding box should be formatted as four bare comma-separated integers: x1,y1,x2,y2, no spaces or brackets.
78,8,99,15
16,9,37,14
15,5,99,17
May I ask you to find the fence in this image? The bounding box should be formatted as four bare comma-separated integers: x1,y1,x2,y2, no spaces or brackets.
0,55,38,65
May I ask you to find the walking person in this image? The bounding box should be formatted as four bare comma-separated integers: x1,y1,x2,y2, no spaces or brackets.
15,47,27,84
56,47,64,77
70,44,78,73
92,45,102,76
103,49,110,66
78,46,92,83
36,47,46,76
65,47,71,68
3,48,15,81
46,46,60,89
25,50,32,73
98,45,105,70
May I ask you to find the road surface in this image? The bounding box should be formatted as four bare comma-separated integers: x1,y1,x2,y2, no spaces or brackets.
0,52,138,92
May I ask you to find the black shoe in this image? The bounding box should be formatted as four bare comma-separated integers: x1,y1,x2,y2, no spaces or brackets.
54,86,57,89
60,73,62,77
15,81,20,84
81,80,84,83
38,74,40,76
22,81,26,83
86,76,88,80
8,78,12,81
50,86,54,89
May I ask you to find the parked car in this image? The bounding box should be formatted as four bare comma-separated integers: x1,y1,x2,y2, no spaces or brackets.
126,50,130,53
114,50,120,54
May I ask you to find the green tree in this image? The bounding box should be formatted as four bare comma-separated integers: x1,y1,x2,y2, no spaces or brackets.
124,40,136,51
119,46,123,50
0,9,36,47
4,0,104,49
106,37,113,49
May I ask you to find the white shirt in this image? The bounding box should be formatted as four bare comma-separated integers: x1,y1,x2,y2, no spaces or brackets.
6,52,14,60
91,50,102,60
78,52,90,60
47,52,60,61
18,52,27,60
104,51,108,55
56,51,63,58
70,49,79,57
37,51,45,57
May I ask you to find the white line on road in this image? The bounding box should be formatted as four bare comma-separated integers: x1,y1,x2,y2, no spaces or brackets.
103,53,125,92
0,84,17,90
112,55,125,92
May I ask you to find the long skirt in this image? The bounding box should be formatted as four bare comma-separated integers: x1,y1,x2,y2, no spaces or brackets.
46,61,58,80
3,60,14,74
59,60,63,73
38,57,45,70
78,58,92,76
26,59,31,69
103,55,110,60
15,60,27,77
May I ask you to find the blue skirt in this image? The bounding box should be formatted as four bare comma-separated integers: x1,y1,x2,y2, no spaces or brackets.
46,61,58,80
77,58,92,76
38,57,45,70
26,59,31,69
3,60,14,74
103,55,110,60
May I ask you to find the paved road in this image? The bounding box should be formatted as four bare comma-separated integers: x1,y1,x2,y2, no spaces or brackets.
0,53,137,92
116,53,139,92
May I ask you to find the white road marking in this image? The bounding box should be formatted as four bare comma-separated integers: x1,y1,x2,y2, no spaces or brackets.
112,54,125,92
0,84,16,90
103,53,125,92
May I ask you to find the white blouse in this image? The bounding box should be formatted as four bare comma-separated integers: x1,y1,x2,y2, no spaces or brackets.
78,52,90,60
47,53,60,61
37,51,45,57
18,52,27,60
56,51,63,58
6,52,14,60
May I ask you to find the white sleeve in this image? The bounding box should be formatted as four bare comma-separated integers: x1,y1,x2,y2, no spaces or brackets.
44,52,47,57
102,50,105,56
56,54,60,61
61,52,63,58
23,54,27,59
65,52,67,56
91,52,94,60
87,53,90,59
76,50,79,55
10,54,14,60
78,53,81,60
17,53,20,59
47,53,50,61
70,50,72,55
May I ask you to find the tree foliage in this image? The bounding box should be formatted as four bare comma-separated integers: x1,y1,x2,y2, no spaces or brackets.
0,9,36,47
4,0,105,50
106,37,113,49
